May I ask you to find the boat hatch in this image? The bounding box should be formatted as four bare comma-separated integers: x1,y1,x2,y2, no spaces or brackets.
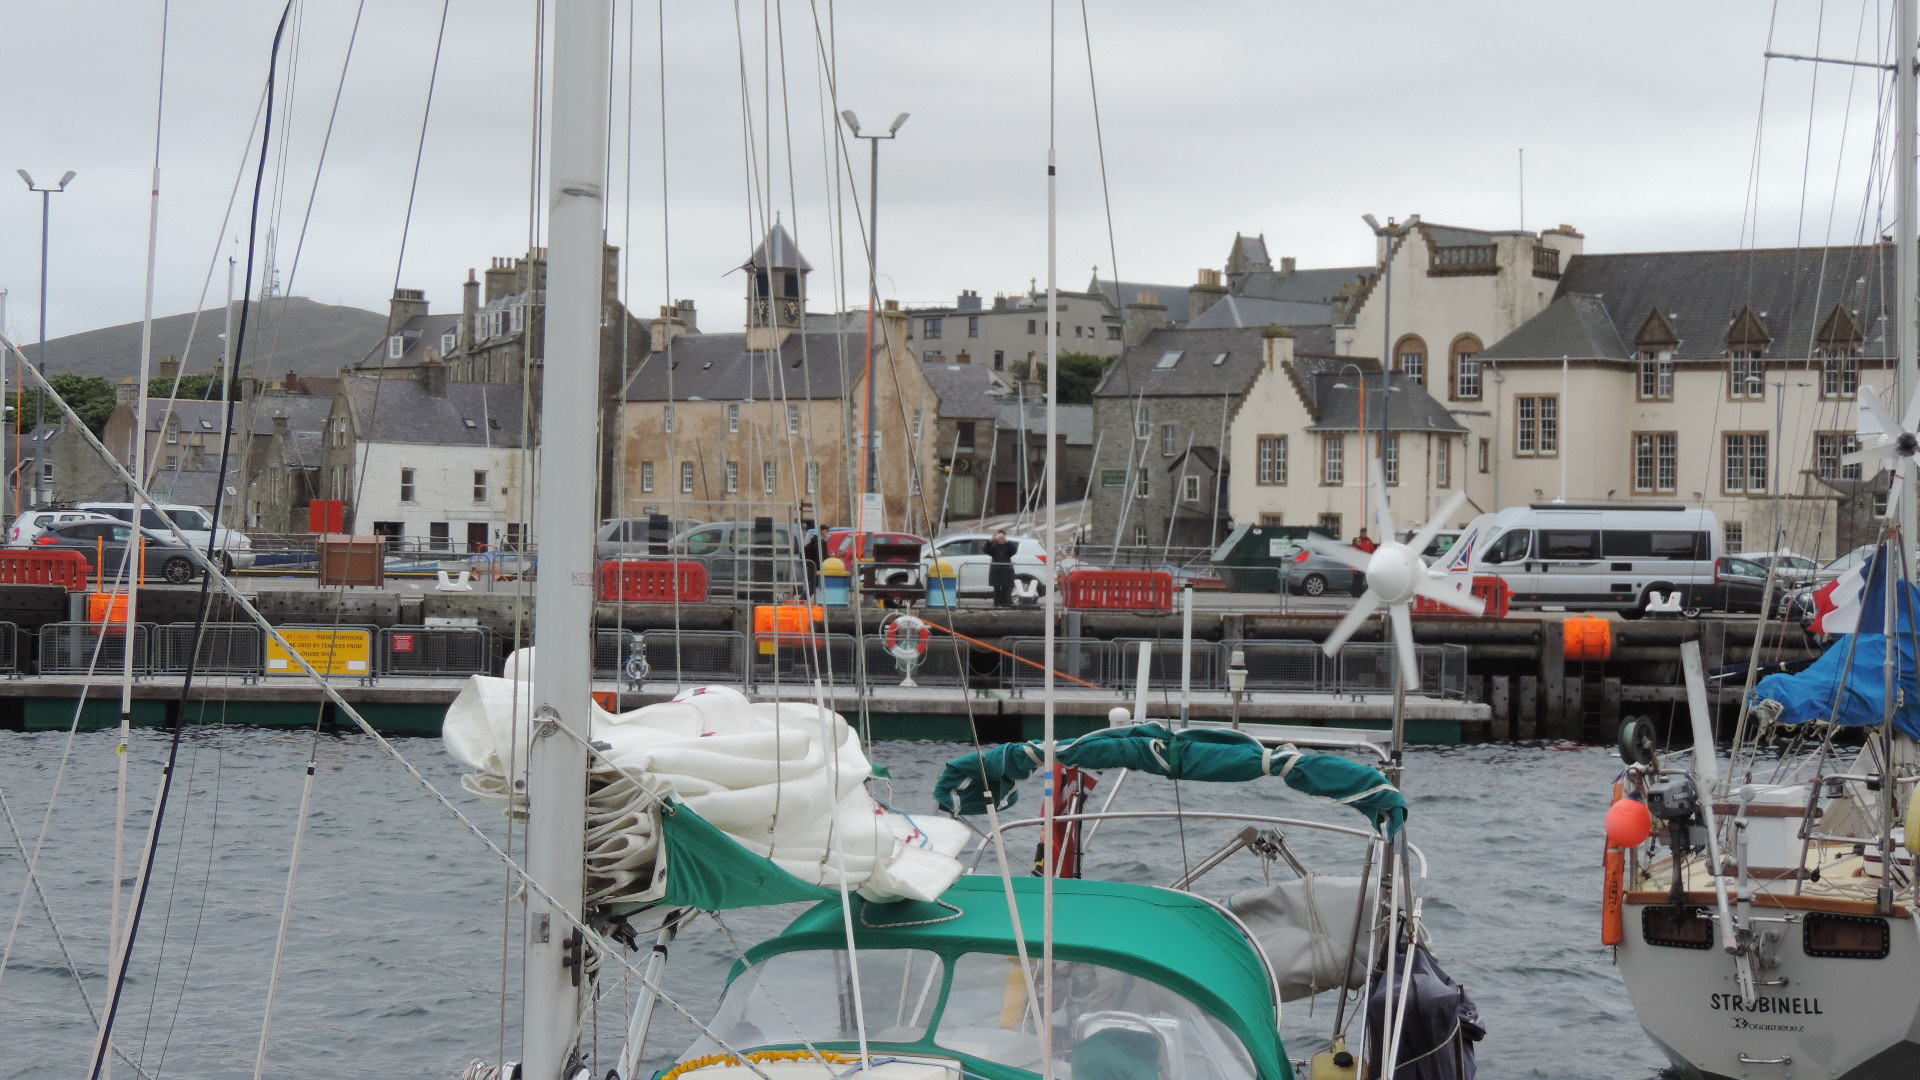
1803,912,1891,959
1642,905,1714,950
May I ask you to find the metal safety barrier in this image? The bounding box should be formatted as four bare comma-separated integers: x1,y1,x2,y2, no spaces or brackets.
753,631,860,686
595,628,644,681
37,621,157,677
1233,640,1326,691
636,629,749,685
1006,636,1116,692
0,622,20,677
154,623,267,679
380,624,494,677
1113,636,1228,691
1337,643,1467,699
862,634,969,688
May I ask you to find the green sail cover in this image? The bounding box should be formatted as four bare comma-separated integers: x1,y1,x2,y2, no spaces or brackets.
933,723,1407,836
657,801,838,911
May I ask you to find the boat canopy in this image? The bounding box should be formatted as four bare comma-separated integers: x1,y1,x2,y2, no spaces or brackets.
933,723,1407,836
731,875,1289,1079
1750,602,1920,739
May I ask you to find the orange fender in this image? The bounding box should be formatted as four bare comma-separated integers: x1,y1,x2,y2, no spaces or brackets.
1602,847,1626,945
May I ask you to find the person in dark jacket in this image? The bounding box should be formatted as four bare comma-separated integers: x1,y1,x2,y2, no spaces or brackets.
984,531,1018,607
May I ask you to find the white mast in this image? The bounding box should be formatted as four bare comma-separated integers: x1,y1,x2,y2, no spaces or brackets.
522,0,610,1076
1900,0,1917,551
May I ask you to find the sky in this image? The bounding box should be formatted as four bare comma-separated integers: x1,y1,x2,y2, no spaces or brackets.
0,0,1906,362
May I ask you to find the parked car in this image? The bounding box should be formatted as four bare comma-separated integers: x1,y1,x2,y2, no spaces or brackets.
1812,545,1874,584
7,508,118,547
825,530,927,562
595,516,700,559
31,519,204,583
1734,550,1819,588
1398,528,1462,560
1283,550,1364,598
74,501,255,571
667,522,804,596
924,533,1052,597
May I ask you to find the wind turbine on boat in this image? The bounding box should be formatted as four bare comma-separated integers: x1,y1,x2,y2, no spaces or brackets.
1847,382,1920,515
1307,459,1482,690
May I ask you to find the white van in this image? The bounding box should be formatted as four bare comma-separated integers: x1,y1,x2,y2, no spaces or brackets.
1440,503,1720,616
75,501,255,571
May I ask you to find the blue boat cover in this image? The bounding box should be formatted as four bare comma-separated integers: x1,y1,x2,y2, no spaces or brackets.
1750,577,1920,738
933,722,1407,836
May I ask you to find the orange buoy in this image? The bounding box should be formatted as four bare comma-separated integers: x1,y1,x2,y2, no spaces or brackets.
1602,847,1626,945
1563,615,1614,662
1606,796,1654,848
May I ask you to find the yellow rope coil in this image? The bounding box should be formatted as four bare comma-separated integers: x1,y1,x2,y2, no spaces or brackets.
658,1049,862,1080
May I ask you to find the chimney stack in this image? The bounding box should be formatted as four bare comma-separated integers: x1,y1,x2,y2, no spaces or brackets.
419,356,449,397
388,287,429,334
158,354,181,383
1281,256,1296,273
1188,269,1229,323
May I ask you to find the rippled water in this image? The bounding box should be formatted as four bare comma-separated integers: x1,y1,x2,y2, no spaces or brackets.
1,727,1666,1079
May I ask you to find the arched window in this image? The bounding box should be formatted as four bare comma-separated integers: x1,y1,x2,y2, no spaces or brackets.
1449,334,1483,401
1395,334,1427,386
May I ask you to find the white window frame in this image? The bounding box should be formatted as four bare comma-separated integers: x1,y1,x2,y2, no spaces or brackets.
473,469,489,503
727,404,740,433
388,335,405,360
1322,434,1344,486
1161,423,1179,457
725,461,739,494
787,404,801,435
680,461,695,494
1183,474,1201,502
763,460,777,494
1257,435,1287,485
400,467,417,503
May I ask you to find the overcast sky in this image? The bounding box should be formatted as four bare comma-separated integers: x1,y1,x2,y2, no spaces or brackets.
0,1,1902,366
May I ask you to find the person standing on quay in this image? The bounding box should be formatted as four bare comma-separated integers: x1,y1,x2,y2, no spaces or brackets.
984,530,1017,607
1353,528,1378,554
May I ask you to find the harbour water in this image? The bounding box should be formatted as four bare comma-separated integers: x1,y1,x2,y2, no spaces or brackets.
2,725,1667,1079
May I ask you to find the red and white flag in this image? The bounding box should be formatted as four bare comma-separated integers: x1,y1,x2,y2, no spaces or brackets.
1810,543,1886,634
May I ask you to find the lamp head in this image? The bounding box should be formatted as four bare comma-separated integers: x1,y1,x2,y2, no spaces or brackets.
840,110,861,135
16,169,33,189
1362,213,1382,231
57,171,75,189
888,112,910,134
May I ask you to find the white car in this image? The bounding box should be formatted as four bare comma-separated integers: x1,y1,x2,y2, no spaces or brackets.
74,501,256,571
925,533,1053,598
7,508,119,546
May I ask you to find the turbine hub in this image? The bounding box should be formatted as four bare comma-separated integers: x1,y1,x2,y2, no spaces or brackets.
1899,431,1919,457
1368,545,1422,605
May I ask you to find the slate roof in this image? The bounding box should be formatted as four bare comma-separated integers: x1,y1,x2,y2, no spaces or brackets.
1166,445,1221,474
1093,327,1270,399
341,375,527,446
1228,234,1270,269
249,392,331,436
1483,245,1897,363
745,223,813,272
357,313,463,370
1290,355,1466,434
921,362,1005,420
995,401,1093,445
1231,266,1371,305
1185,295,1333,330
1421,222,1497,248
1091,278,1191,324
623,331,861,402
285,430,324,469
144,400,230,435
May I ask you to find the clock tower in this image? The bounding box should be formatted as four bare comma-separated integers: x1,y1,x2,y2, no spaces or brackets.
744,222,811,347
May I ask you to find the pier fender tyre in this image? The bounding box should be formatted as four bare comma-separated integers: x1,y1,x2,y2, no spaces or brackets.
162,556,195,584
1300,573,1328,597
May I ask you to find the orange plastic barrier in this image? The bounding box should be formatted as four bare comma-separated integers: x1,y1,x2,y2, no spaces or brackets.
0,549,92,591
1411,574,1510,618
1564,614,1614,661
1061,570,1175,612
597,559,709,603
753,603,824,654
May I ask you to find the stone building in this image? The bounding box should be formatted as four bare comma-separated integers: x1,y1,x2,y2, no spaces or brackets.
902,286,1129,373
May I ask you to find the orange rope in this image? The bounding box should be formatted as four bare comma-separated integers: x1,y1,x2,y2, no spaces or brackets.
916,615,1105,691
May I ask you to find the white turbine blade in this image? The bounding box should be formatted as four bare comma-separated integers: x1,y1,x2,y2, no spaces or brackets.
1390,603,1421,692
1844,443,1902,466
1858,384,1900,442
1902,387,1920,436
1320,591,1382,657
1415,575,1486,615
1891,457,1913,517
1406,489,1469,558
1369,456,1395,539
1305,533,1373,572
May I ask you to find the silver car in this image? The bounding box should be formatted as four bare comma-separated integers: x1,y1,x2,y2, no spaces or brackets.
1283,552,1364,597
668,522,804,597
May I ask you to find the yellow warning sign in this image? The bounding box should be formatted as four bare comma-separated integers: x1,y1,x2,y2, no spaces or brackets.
266,628,373,676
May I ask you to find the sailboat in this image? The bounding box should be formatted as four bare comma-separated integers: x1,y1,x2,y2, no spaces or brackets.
1605,4,1920,1077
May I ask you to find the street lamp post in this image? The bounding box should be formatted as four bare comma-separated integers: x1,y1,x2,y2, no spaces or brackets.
1333,363,1367,533
1362,214,1398,517
18,168,76,505
840,110,907,532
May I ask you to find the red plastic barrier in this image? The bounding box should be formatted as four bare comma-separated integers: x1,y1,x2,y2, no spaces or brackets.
1062,569,1175,612
0,550,92,592
596,559,709,603
1411,574,1510,618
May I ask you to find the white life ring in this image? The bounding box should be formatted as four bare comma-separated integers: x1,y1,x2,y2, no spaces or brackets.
883,614,931,662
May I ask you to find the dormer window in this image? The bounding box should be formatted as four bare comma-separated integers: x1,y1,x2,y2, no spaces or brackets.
1155,350,1183,369
441,331,457,355
388,335,405,360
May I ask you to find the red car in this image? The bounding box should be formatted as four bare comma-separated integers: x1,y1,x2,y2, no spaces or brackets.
825,530,927,561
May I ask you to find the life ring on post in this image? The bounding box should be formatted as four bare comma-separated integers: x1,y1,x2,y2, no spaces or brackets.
883,614,931,661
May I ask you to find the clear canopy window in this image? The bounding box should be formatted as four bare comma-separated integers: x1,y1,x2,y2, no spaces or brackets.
685,949,943,1056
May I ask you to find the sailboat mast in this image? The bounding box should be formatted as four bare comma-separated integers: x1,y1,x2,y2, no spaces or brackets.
1901,0,1917,551
523,0,610,1076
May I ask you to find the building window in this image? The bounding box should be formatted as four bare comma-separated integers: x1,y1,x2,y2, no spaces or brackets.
993,350,1005,370
1257,435,1287,485
913,408,924,442
1156,350,1184,369
786,404,800,434
388,335,405,360
510,304,525,333
967,315,979,338
806,461,819,494
1322,434,1345,486
1395,335,1426,386
1815,431,1862,479
1161,423,1179,456
504,523,524,551
1318,512,1343,539
473,469,489,502
1515,395,1558,456
1108,326,1122,340
1723,432,1768,493
1478,438,1490,473
1027,319,1037,335
1183,474,1201,502
1632,433,1677,493
1381,433,1401,485
763,460,777,494
1450,336,1482,400
1436,437,1452,487
1729,351,1765,399
400,467,416,502
956,421,976,453
1135,470,1150,498
429,522,450,550
1637,351,1674,401
725,461,739,493
727,404,740,433
641,461,655,493
1724,521,1745,551
1133,525,1148,546
440,331,457,355
1135,404,1151,440
663,405,675,433
1820,351,1859,399
924,317,943,339
680,461,694,493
